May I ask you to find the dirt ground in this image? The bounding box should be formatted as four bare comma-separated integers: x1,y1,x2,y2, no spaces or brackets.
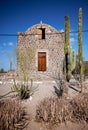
0,79,88,130
22,80,88,130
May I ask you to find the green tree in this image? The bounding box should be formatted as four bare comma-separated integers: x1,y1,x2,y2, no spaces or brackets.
0,68,4,73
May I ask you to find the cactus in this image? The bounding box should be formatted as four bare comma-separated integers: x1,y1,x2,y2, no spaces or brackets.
78,8,84,93
64,15,70,90
66,46,76,81
63,15,76,98
63,16,69,97
64,16,76,82
64,16,70,54
10,61,12,71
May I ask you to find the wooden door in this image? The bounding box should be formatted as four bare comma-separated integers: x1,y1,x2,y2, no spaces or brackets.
38,52,46,71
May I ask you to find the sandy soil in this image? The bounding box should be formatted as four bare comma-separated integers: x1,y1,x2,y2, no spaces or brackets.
0,79,88,130
23,80,88,130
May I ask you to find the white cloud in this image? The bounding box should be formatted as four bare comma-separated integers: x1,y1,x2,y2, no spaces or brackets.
70,37,77,46
70,29,78,36
70,37,75,42
3,42,14,46
8,42,13,46
59,29,64,32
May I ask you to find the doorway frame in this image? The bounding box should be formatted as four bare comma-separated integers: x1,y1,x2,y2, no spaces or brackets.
36,49,48,71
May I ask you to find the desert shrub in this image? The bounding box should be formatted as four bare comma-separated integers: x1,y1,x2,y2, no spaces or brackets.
70,93,88,122
36,97,72,125
0,99,28,130
0,68,6,73
12,79,33,99
36,94,88,127
19,84,29,99
13,84,30,99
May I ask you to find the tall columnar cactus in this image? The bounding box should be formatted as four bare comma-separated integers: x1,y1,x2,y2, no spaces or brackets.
64,16,70,54
78,8,84,93
63,16,69,97
10,61,12,71
66,46,76,81
64,16,76,82
63,16,76,98
64,15,70,85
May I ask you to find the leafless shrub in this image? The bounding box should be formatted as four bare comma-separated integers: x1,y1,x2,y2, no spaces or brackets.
0,99,29,130
15,47,34,99
17,47,34,84
70,93,88,122
36,97,72,125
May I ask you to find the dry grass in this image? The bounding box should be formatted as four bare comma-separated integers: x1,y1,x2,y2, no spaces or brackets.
0,98,29,130
36,93,88,126
36,97,72,125
70,93,88,122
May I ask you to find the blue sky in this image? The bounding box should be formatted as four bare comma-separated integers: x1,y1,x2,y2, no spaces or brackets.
0,0,88,71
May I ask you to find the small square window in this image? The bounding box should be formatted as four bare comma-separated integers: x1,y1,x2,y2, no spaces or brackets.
37,28,45,40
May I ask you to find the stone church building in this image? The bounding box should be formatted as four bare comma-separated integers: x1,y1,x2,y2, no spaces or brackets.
17,23,64,80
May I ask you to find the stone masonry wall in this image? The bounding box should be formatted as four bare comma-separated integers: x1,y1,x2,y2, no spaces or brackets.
17,23,64,80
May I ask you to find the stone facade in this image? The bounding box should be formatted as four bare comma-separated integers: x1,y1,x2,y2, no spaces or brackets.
17,23,64,80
